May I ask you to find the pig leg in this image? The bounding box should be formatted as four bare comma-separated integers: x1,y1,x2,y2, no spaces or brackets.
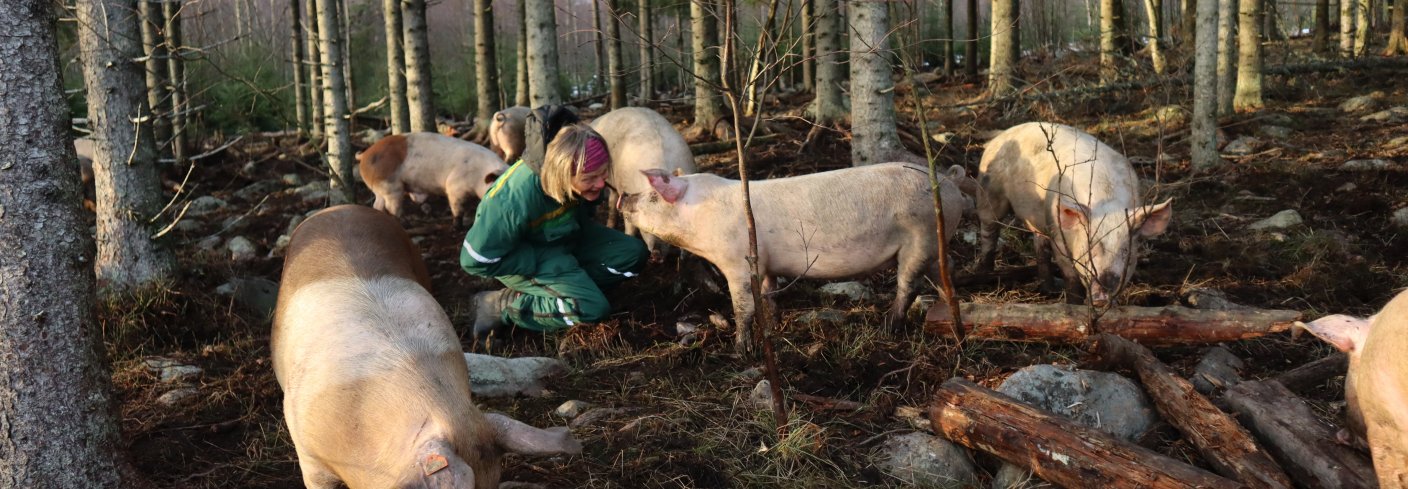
1034,234,1061,294
724,270,756,354
888,243,932,331
293,448,341,489
445,182,473,227
973,191,1011,274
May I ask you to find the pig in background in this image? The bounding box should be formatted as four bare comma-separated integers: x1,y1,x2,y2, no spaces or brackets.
1299,290,1408,488
589,107,697,255
619,162,972,353
488,106,531,163
973,122,1173,306
273,205,579,489
357,132,507,227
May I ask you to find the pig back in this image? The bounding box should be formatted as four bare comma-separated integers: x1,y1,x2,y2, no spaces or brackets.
981,123,1139,230
277,205,432,296
591,107,696,194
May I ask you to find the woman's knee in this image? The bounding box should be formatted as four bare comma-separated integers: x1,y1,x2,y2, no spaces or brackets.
573,291,611,323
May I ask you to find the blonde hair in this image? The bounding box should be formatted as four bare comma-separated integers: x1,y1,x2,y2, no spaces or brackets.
540,124,610,204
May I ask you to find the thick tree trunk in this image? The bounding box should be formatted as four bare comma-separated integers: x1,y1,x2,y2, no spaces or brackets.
991,0,1018,95
403,0,434,132
1235,0,1264,111
1,3,124,487
943,0,955,75
1217,0,1237,114
1341,0,1357,55
811,0,845,123
1102,0,1121,80
526,0,562,105
930,378,1241,489
516,0,530,106
318,0,355,202
1147,0,1167,73
691,0,725,136
924,303,1299,345
138,0,171,151
801,0,814,91
1354,0,1371,54
849,0,911,166
163,0,188,162
1194,0,1220,170
1386,0,1408,53
639,0,655,103
80,0,175,289
1184,0,1199,44
339,0,355,112
1222,380,1379,488
605,0,626,109
1092,335,1294,488
1314,0,1332,52
966,0,979,75
291,0,308,135
384,0,409,133
306,0,324,140
473,0,499,135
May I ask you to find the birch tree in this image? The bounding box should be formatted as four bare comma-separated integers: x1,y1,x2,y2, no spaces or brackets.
403,0,435,132
318,0,355,202
516,0,530,105
1145,0,1167,73
306,0,323,139
1217,0,1237,114
1234,0,1263,111
163,0,187,162
291,0,308,134
1193,0,1221,171
811,0,845,123
526,0,562,105
384,0,409,133
472,0,500,137
1340,0,1356,56
138,0,171,150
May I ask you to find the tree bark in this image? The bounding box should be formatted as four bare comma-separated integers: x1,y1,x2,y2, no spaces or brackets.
924,302,1299,345
930,378,1241,489
163,0,188,162
1353,0,1370,54
849,0,911,166
592,0,607,93
402,0,434,132
291,0,309,135
526,0,562,106
1272,352,1348,394
743,0,782,116
138,0,171,151
1194,0,1221,171
943,0,955,75
81,0,175,289
801,0,814,91
339,0,355,112
383,0,409,133
966,0,979,75
639,0,655,103
991,0,1018,95
1,2,124,487
318,0,355,202
1217,0,1237,114
306,0,324,140
1314,0,1331,52
1386,0,1408,53
605,0,626,109
690,0,725,136
516,0,530,106
675,5,688,94
1234,0,1264,111
1101,0,1121,81
1222,380,1378,489
472,0,499,136
1147,0,1168,73
1184,0,1200,44
1340,0,1356,56
811,0,845,123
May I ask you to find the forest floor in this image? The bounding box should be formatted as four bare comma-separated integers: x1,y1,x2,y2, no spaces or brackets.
106,47,1408,488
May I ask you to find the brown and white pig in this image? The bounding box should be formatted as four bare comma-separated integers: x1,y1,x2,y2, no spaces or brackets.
974,122,1173,306
590,107,698,254
1299,291,1408,488
488,106,531,163
618,163,971,352
357,132,507,226
273,205,580,489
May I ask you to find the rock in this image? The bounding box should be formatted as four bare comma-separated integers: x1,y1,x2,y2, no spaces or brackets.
1393,208,1408,228
1259,125,1293,140
1384,135,1408,151
893,405,933,432
568,407,631,429
1339,159,1394,172
291,180,331,203
286,214,307,236
992,465,1056,489
877,432,979,489
1262,113,1295,126
267,234,292,257
797,309,846,324
588,102,605,110
195,235,222,251
1153,105,1188,127
749,379,776,411
1337,182,1358,193
1191,346,1245,394
184,196,228,217
738,367,764,381
991,364,1157,489
281,173,304,186
498,482,548,489
156,387,200,406
931,132,956,145
233,180,282,202
227,236,258,261
220,215,249,234
1127,155,1156,166
1222,136,1261,155
462,353,567,398
819,281,872,301
173,219,204,233
1181,287,1250,311
554,400,593,419
1248,210,1304,231
1359,106,1408,124
144,357,204,383
214,277,280,318
1338,92,1382,113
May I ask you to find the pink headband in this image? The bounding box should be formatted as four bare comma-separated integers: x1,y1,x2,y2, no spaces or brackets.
577,137,609,175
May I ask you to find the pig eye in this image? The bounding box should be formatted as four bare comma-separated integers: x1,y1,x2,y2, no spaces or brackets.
648,193,659,204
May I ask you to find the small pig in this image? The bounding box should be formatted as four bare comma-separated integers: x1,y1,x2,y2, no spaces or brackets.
590,107,698,254
1299,291,1408,488
488,106,531,163
974,122,1172,306
273,205,580,489
618,163,971,352
358,132,507,226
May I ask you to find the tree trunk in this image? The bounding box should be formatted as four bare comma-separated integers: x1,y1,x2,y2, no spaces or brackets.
1385,0,1408,53
402,0,434,132
923,303,1299,345
1264,0,1284,40
744,0,782,116
1184,0,1199,44
526,0,562,105
306,0,324,140
675,5,688,94
383,0,409,133
80,0,175,289
801,0,814,91
138,0,171,152
1222,381,1379,489
1354,0,1371,54
592,0,606,93
991,0,1018,95
691,0,726,136
1101,0,1121,80
944,0,955,75
163,0,188,162
1341,0,1356,56
849,0,912,166
339,0,355,112
1147,0,1167,73
1217,0,1237,114
1314,0,1331,52
811,0,845,123
1,3,125,486
605,0,626,109
291,0,309,135
516,0,530,106
318,0,355,202
1193,0,1221,171
1234,0,1263,111
473,0,499,135
966,0,979,75
639,0,654,103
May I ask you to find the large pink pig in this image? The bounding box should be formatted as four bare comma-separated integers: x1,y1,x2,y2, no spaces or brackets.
590,107,697,254
488,106,530,163
357,132,507,226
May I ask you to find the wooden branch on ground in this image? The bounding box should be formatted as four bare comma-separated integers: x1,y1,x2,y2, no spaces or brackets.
924,303,1299,346
688,134,782,155
1271,353,1348,395
929,378,1241,489
1091,334,1294,489
1222,380,1377,489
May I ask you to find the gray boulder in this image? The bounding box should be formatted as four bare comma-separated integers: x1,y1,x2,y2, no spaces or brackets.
1248,210,1303,231
215,277,279,318
819,281,873,301
877,432,979,488
462,353,567,398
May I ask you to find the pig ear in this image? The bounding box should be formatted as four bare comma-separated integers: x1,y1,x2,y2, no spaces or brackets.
1133,198,1174,237
484,171,502,185
641,169,688,204
486,413,583,456
945,165,966,180
1296,314,1372,354
1057,200,1090,230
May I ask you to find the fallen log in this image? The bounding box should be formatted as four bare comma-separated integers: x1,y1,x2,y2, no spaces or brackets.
1092,334,1294,489
929,377,1240,489
1271,352,1348,395
924,302,1299,346
1223,380,1377,489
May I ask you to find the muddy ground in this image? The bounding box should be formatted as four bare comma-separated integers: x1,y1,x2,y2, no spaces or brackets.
107,50,1408,488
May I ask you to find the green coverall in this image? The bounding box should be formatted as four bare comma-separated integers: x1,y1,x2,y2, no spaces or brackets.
459,160,648,331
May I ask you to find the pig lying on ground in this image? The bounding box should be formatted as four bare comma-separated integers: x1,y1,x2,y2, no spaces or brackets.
488,106,531,163
590,107,697,255
273,205,580,489
619,163,971,352
974,122,1173,306
1299,290,1408,488
358,132,507,227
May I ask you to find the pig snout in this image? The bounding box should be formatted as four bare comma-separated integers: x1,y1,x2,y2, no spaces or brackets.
1088,271,1123,307
617,192,640,213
